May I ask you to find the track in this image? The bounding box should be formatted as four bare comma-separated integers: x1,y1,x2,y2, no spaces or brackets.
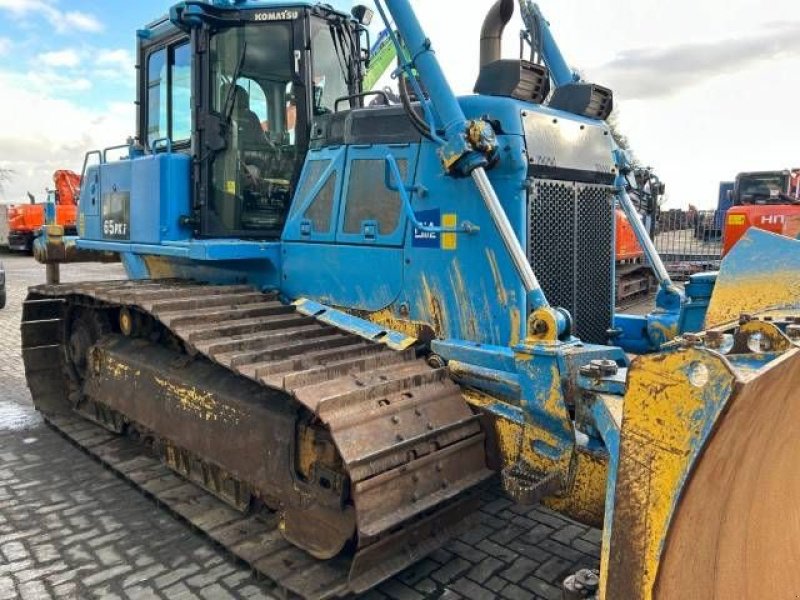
616,259,655,305
42,413,480,600
21,280,492,599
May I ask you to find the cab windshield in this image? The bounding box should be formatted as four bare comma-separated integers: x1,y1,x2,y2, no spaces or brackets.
205,16,358,239
310,18,351,115
737,173,788,204
207,22,299,237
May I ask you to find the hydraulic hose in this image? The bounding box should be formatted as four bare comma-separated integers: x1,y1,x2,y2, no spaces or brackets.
398,73,435,141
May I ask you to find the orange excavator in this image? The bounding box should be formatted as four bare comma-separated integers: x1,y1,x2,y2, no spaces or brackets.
7,170,80,253
615,167,664,304
723,168,800,256
615,210,650,302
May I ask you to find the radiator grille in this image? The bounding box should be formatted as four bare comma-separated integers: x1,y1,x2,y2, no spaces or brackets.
529,180,615,344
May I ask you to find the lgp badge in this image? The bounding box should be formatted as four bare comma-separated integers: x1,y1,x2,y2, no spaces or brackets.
413,209,440,248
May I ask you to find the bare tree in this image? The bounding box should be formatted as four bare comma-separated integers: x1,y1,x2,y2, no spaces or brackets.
606,109,636,163
0,168,13,194
572,69,636,162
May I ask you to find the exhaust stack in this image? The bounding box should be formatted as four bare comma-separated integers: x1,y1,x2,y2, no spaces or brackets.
479,0,515,67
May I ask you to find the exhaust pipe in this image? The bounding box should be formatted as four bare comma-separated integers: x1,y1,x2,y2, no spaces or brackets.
479,0,515,67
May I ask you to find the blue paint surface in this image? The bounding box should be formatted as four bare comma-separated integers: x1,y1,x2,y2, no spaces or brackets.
61,0,751,511
79,153,191,246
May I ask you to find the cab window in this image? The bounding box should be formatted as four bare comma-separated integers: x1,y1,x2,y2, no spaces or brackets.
310,19,351,115
146,41,192,149
171,43,192,142
237,78,268,125
146,49,167,147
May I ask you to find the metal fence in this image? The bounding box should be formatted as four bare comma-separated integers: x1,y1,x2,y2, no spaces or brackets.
653,209,724,280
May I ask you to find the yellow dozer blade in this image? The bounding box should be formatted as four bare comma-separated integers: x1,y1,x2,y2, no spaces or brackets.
705,227,800,328
655,347,800,597
601,228,800,599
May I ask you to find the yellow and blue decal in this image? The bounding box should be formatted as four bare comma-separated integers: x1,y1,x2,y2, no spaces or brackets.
413,209,458,251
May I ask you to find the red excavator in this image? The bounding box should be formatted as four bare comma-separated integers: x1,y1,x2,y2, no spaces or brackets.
6,170,80,253
723,168,800,256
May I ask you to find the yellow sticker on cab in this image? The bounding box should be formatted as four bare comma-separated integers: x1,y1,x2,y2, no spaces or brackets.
442,214,457,250
728,214,746,226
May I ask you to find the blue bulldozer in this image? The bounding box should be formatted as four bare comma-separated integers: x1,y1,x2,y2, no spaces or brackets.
23,1,800,598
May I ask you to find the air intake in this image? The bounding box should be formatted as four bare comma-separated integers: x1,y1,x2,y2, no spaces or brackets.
528,179,616,344
549,83,614,121
474,60,550,104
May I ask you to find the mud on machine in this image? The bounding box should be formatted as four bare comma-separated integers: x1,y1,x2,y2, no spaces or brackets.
23,0,800,598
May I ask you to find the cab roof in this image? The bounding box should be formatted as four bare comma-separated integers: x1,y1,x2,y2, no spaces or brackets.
143,1,350,41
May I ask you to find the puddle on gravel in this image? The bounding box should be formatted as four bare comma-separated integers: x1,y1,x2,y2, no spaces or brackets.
0,402,42,432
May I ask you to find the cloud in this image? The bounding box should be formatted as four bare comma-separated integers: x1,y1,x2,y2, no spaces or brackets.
0,0,31,10
91,49,136,86
0,69,132,202
6,66,93,94
96,49,135,71
592,21,800,100
0,0,102,33
0,37,10,56
26,47,135,86
39,48,80,68
27,71,93,92
62,11,102,33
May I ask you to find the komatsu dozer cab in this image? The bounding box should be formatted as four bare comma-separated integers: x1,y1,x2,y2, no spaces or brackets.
23,1,800,598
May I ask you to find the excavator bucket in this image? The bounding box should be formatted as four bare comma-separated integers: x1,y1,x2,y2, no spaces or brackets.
705,228,800,328
602,325,800,598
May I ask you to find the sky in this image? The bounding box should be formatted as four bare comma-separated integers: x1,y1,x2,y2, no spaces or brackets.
0,0,797,208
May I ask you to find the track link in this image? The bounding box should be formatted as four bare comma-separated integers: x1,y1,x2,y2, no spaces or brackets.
21,280,492,599
44,413,480,600
616,260,656,305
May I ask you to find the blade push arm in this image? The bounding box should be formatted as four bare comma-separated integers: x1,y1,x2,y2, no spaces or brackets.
377,0,562,333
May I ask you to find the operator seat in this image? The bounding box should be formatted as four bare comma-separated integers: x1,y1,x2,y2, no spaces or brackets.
227,84,271,189
225,85,287,233
231,85,266,148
